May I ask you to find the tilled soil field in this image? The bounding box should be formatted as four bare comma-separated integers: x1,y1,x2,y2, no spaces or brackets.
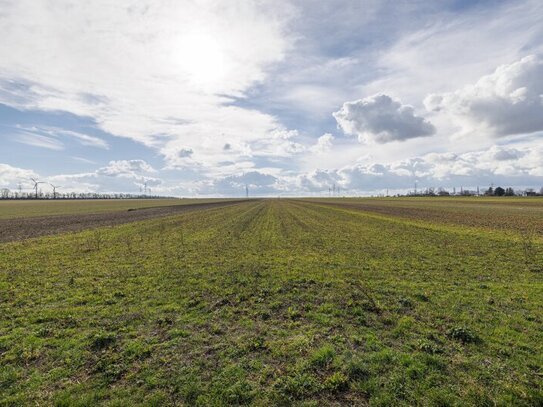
0,200,253,243
306,199,543,236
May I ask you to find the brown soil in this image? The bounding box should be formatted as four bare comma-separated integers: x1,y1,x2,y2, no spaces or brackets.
0,200,254,243
304,200,543,236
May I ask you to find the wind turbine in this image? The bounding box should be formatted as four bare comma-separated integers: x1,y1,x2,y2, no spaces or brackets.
30,178,45,199
50,183,61,199
141,178,148,195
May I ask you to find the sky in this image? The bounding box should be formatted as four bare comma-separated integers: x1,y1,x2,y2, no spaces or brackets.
0,0,542,197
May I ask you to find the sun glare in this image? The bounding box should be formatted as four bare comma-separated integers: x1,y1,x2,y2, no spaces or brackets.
175,30,226,89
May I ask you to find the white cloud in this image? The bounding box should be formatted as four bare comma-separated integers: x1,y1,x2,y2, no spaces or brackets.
199,170,281,196
0,163,38,187
297,168,340,192
46,159,161,194
310,133,334,153
490,147,525,161
279,84,350,116
2,1,543,194
425,55,543,138
2,142,542,197
0,0,294,168
55,129,108,149
71,156,97,164
294,144,543,195
185,143,543,196
17,132,64,150
15,125,109,149
333,94,435,143
248,129,306,158
97,160,156,177
365,0,543,104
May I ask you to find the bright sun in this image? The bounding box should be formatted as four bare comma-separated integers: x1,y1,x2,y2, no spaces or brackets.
175,30,227,89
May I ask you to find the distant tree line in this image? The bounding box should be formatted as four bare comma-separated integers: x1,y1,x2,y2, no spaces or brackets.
403,186,543,197
0,189,173,200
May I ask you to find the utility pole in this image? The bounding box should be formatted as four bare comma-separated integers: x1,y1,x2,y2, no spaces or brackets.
245,184,249,198
414,181,417,195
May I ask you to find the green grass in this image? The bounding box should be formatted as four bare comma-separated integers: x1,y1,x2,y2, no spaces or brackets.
0,198,233,219
1,199,542,405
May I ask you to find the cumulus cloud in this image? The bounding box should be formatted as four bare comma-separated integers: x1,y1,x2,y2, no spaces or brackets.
310,133,334,153
2,142,542,196
296,144,543,194
425,55,543,138
333,94,436,143
97,160,156,177
198,170,281,196
491,147,525,161
45,160,162,194
298,168,340,191
250,129,306,158
0,163,37,187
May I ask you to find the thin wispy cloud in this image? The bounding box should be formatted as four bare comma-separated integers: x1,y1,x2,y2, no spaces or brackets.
71,156,97,165
55,129,109,149
17,132,64,150
15,125,109,149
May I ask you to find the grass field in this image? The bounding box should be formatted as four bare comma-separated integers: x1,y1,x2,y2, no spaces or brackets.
0,198,232,220
1,198,542,406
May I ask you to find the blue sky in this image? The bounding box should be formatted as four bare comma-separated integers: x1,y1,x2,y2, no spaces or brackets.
0,0,542,196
